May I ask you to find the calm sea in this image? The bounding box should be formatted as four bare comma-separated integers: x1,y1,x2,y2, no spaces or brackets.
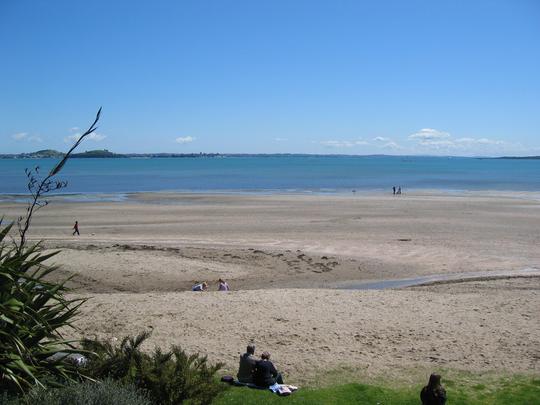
1,156,539,196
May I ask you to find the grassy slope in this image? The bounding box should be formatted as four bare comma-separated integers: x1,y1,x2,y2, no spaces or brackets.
214,377,540,404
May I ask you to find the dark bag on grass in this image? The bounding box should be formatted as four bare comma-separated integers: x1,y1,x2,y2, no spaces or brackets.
221,375,235,384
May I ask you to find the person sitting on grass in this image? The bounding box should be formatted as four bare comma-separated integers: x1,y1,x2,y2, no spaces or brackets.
253,351,284,388
421,373,447,405
237,343,257,383
191,281,208,291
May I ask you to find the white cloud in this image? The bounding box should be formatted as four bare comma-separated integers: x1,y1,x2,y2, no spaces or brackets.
320,140,354,148
317,136,402,151
11,132,42,142
11,132,28,141
28,135,43,143
69,127,80,132
64,132,106,143
409,128,450,140
408,128,519,154
319,139,369,148
175,136,195,144
89,133,106,141
382,141,402,150
455,137,504,146
273,137,288,142
370,136,402,150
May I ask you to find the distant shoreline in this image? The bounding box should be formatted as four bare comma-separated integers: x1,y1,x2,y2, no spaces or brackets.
1,149,539,159
2,189,540,204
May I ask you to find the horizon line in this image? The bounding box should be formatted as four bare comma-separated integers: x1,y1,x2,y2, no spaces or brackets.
1,150,539,159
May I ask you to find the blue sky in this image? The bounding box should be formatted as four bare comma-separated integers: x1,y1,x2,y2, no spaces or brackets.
1,0,539,156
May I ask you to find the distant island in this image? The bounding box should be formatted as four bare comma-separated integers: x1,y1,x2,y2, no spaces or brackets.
0,149,221,159
0,150,387,159
2,150,540,159
0,149,67,159
495,156,540,160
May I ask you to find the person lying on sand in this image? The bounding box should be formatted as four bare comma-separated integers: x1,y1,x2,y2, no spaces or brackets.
253,351,284,388
237,343,257,383
191,282,208,292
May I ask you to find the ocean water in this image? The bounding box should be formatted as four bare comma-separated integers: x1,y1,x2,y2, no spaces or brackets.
0,156,539,196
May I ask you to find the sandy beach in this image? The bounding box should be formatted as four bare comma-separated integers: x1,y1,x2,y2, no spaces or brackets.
1,191,539,382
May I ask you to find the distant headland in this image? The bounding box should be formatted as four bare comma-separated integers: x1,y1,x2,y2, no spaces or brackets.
1,150,539,159
494,156,540,160
0,149,221,159
0,150,391,159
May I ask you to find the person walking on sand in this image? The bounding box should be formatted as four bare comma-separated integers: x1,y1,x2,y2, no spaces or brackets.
218,278,230,291
397,186,402,195
72,220,80,236
392,186,396,195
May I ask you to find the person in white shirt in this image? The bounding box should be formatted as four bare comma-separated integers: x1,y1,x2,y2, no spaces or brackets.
191,281,208,291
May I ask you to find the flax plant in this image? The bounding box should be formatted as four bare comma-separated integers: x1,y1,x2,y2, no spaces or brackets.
0,109,101,393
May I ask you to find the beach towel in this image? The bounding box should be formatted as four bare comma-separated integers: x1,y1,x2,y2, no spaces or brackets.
269,383,299,396
230,378,298,394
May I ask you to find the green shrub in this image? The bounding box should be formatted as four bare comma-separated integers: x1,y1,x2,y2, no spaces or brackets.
2,379,151,405
82,331,227,405
0,222,85,393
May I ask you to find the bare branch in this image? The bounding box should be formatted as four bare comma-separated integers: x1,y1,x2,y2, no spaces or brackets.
17,108,102,250
50,107,102,176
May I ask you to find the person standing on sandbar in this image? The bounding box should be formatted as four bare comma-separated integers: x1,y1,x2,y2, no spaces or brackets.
72,220,80,236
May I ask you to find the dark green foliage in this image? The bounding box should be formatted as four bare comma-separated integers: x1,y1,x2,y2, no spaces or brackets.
82,331,227,405
71,149,123,158
0,222,86,393
1,379,151,405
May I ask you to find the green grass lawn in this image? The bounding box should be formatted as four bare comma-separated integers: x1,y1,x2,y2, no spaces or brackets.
213,377,540,404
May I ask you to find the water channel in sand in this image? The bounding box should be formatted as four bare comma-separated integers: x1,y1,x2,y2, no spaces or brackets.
337,267,540,290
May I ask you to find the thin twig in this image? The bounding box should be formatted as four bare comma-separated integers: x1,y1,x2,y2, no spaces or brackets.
17,108,102,250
